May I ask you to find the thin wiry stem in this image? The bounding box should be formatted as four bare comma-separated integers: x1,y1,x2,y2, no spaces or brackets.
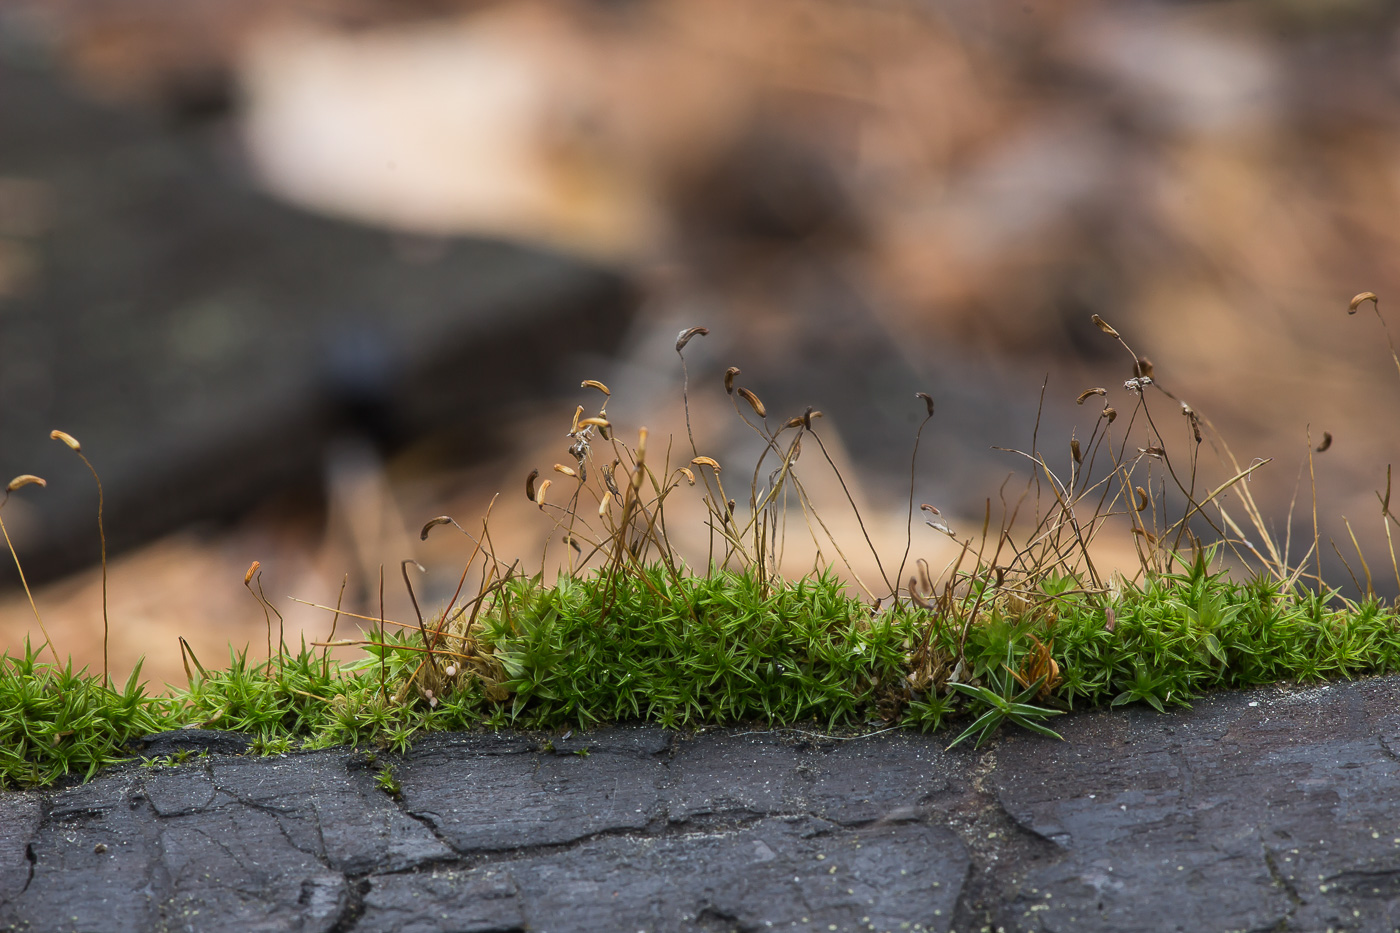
896,394,935,606
806,427,894,597
0,493,60,666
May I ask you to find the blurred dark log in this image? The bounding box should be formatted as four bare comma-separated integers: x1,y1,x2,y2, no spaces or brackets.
0,50,637,586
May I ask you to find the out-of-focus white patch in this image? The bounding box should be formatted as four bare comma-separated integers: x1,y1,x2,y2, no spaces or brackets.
237,11,660,259
1062,7,1281,134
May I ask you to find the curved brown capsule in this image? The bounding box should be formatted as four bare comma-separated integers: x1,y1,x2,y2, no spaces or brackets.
1350,292,1379,315
535,479,552,508
724,367,740,395
679,467,696,485
1090,314,1120,338
1134,356,1154,380
244,560,261,584
554,464,578,478
50,430,81,451
1316,432,1333,453
1184,407,1202,444
921,505,952,534
915,392,934,417
525,469,539,502
577,417,611,431
803,406,817,429
1076,387,1107,405
580,379,611,396
420,515,458,541
1070,438,1082,465
1135,486,1149,512
692,456,721,473
1102,407,1117,423
5,474,45,492
675,326,709,353
736,388,766,418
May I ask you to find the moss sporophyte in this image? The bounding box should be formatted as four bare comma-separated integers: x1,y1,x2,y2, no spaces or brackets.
6,308,1400,787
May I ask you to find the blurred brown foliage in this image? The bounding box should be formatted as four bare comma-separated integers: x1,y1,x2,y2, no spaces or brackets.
10,0,1400,682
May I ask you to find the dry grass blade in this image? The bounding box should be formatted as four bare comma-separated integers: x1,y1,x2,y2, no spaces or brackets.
1193,404,1288,573
289,598,472,637
1343,516,1374,598
955,500,998,651
996,446,1104,589
1169,458,1272,529
1378,465,1400,592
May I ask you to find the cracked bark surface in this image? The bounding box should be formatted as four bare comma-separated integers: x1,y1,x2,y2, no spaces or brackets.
989,676,1400,933
3,676,1400,932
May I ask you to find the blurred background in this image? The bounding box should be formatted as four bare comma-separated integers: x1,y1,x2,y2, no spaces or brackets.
4,0,1400,686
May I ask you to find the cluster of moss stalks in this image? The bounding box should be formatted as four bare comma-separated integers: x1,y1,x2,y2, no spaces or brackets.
6,549,1400,789
10,308,1400,789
